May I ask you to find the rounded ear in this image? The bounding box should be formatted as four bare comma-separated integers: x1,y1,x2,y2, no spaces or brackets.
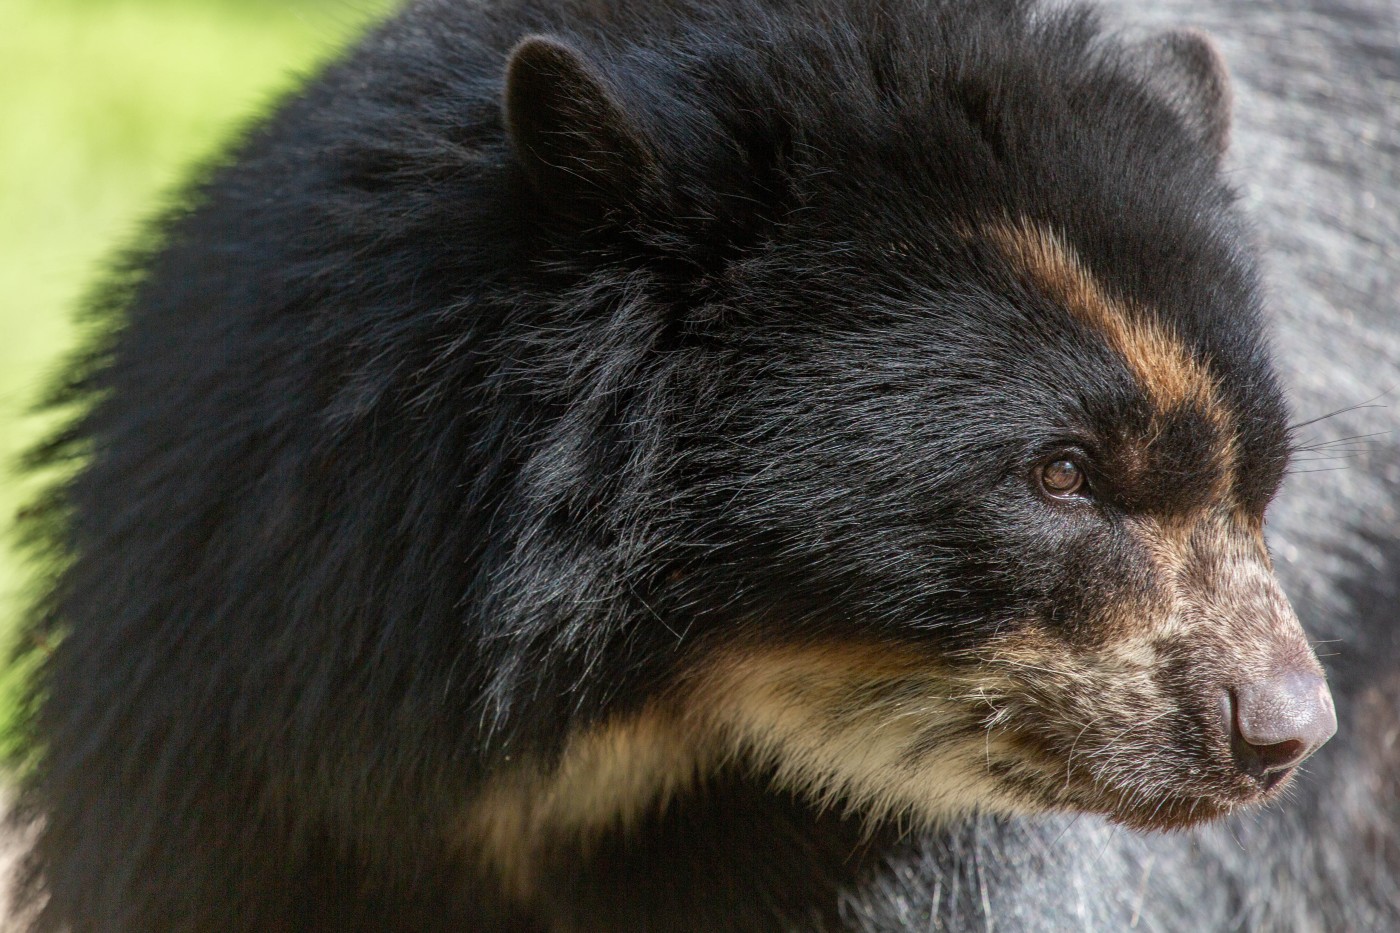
1136,28,1233,159
503,36,658,219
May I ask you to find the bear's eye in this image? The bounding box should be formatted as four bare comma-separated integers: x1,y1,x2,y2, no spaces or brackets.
1037,458,1087,500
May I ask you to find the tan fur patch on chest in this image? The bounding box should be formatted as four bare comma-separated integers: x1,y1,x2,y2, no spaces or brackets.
459,641,1031,901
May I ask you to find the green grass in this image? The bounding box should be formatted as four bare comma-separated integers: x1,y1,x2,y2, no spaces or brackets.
0,0,396,760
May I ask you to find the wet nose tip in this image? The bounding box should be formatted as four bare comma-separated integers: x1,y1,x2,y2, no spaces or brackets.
1228,672,1337,778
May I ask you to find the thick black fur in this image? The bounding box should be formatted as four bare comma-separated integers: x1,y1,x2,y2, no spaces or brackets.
13,0,1398,930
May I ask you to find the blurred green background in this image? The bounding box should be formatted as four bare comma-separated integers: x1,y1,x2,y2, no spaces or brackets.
0,0,397,761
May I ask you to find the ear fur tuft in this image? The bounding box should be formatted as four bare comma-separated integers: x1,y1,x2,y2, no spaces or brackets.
1137,28,1233,158
504,36,657,218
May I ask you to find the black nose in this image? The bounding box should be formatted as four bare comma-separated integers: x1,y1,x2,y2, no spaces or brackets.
1224,672,1337,786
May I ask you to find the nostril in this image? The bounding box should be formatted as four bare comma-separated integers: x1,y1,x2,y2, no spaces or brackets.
1244,737,1307,773
1227,672,1338,782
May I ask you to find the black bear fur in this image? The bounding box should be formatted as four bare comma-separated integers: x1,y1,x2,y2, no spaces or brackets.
13,0,1399,930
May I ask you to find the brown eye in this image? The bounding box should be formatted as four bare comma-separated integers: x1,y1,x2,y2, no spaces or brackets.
1039,458,1086,499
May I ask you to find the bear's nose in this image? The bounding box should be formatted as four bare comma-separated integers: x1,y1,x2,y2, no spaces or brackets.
1223,672,1336,786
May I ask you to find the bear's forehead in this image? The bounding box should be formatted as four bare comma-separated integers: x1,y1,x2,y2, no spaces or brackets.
735,206,1291,518
655,8,1293,519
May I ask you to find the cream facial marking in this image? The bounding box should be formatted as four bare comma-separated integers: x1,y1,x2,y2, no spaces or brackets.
689,642,1034,824
462,641,1039,900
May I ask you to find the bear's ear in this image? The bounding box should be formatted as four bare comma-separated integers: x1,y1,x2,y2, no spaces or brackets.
504,36,658,219
1135,28,1233,159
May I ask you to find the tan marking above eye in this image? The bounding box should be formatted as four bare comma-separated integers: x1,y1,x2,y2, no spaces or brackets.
977,216,1241,504
982,218,1218,411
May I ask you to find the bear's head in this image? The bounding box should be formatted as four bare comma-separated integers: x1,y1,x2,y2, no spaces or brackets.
468,6,1333,879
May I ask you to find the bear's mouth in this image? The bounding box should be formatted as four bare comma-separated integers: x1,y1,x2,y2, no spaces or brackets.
1103,790,1235,832
1092,769,1300,832
982,702,1312,832
981,763,1268,832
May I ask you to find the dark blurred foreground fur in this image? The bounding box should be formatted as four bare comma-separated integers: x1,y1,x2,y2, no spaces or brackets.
11,0,1398,929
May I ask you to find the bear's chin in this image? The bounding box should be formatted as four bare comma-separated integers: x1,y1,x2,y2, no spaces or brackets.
1087,779,1284,832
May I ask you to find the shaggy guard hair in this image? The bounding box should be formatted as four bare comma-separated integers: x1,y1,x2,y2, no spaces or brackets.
11,0,1395,930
